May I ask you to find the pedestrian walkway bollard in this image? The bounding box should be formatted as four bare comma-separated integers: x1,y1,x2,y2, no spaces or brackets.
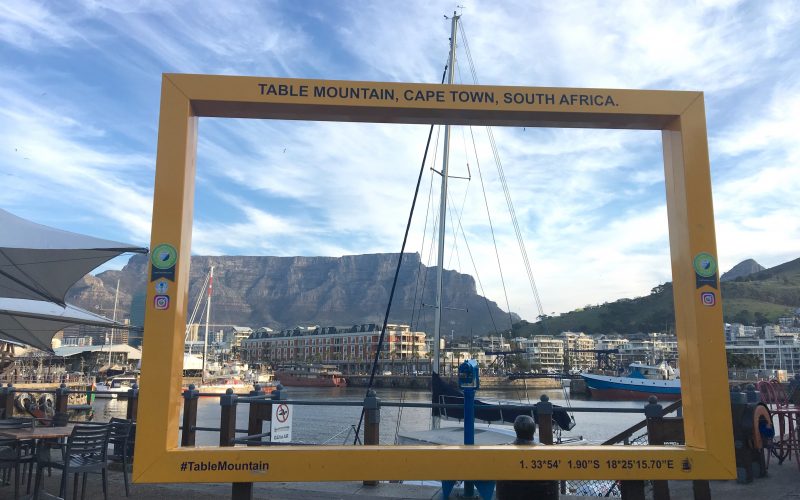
363,389,380,487
181,384,199,446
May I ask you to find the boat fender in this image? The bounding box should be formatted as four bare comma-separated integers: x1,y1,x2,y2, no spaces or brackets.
751,403,773,449
38,393,55,417
14,392,34,412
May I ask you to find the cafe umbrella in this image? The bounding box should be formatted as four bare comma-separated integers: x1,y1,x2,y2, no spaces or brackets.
0,208,148,305
0,297,121,353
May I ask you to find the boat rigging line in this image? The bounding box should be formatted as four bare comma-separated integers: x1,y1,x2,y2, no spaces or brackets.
458,20,548,329
351,63,450,445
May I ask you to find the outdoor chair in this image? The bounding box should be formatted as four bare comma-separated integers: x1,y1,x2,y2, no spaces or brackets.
33,423,111,500
0,418,36,500
107,417,134,496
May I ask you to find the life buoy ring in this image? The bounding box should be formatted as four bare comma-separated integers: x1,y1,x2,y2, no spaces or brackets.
38,394,55,417
14,392,35,412
752,403,773,449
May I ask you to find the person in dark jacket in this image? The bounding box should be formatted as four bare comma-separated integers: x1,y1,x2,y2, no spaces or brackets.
495,415,559,499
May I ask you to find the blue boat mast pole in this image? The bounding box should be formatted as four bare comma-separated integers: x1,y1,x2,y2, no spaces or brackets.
433,10,459,429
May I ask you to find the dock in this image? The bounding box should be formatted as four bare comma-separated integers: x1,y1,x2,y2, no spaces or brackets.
29,461,799,499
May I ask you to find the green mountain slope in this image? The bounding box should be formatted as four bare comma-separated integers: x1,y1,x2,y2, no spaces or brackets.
515,257,800,336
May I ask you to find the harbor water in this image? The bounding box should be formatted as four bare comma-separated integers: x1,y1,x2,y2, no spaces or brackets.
92,386,647,446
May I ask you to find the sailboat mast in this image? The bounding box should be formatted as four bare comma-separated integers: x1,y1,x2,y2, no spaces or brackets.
202,266,214,382
433,12,459,377
109,278,119,368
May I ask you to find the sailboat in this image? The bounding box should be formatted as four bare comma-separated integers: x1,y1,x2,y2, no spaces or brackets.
395,13,576,445
184,266,256,395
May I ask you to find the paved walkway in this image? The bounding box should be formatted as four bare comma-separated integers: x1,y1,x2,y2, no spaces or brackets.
11,460,799,499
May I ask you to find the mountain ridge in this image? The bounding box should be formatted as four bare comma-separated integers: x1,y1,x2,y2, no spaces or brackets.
720,258,765,282
514,257,800,336
66,253,520,337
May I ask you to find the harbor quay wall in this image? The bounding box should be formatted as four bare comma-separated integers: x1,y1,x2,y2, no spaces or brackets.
345,375,561,390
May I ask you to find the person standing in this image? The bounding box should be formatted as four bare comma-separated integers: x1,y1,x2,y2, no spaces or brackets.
496,415,559,499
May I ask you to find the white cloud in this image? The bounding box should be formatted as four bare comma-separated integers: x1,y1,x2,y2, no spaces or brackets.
0,1,87,50
1,1,798,323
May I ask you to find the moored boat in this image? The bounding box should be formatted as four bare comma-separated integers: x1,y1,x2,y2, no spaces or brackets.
581,362,680,400
194,376,254,395
274,364,346,387
95,374,138,398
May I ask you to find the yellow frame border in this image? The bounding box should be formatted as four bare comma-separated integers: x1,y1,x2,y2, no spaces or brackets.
135,74,733,482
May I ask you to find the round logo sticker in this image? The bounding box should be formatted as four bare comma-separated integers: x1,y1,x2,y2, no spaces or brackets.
693,252,717,278
151,244,177,269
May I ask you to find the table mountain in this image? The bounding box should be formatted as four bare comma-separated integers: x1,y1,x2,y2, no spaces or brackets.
66,253,519,338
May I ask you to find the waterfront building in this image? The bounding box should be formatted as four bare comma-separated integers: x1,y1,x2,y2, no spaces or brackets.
515,336,564,372
229,326,253,348
616,333,678,366
594,335,629,351
53,344,142,373
241,323,427,373
62,322,128,347
62,336,94,347
559,331,597,370
726,334,800,373
725,323,761,341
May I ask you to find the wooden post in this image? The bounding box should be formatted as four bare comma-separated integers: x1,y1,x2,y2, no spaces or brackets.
181,384,199,447
645,396,670,500
0,384,13,418
126,383,139,421
363,389,380,487
692,479,711,500
219,389,252,500
219,388,237,447
535,394,553,445
55,383,69,414
247,384,266,446
620,480,646,500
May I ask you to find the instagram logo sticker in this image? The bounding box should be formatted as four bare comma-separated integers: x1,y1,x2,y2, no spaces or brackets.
700,291,715,307
154,294,170,310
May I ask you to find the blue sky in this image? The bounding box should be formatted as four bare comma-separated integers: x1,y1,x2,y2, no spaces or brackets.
1,1,798,321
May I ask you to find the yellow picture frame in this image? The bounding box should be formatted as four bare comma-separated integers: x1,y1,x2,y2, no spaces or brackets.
134,74,734,482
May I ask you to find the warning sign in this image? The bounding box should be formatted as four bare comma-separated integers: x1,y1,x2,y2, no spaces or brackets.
271,403,292,443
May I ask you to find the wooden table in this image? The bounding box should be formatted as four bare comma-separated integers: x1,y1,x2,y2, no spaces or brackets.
0,424,75,441
0,425,75,500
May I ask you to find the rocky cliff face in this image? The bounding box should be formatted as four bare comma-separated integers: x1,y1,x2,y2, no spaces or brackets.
66,253,519,337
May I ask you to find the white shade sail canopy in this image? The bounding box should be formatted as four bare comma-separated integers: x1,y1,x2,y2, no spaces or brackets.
0,209,148,305
0,298,120,353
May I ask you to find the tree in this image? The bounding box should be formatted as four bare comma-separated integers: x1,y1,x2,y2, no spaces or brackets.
726,352,761,369
754,312,769,326
733,309,754,325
